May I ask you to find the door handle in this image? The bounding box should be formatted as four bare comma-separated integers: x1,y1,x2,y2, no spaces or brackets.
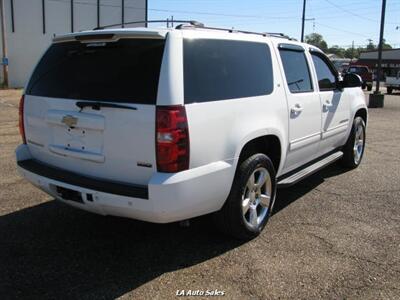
323,100,333,108
291,104,303,114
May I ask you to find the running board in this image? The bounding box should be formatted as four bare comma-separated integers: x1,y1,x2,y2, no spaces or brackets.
278,151,343,188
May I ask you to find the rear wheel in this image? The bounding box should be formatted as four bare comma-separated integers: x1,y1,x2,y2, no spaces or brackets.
341,116,366,169
367,84,372,91
387,87,393,94
362,83,366,90
214,153,276,240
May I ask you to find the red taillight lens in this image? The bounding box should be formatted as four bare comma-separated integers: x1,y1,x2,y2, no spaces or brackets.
156,106,189,172
18,95,26,144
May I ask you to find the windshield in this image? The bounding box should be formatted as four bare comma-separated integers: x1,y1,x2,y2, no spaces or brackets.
26,38,165,104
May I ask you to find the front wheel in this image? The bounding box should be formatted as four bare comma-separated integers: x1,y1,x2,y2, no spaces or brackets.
387,87,393,94
367,84,372,91
341,117,366,169
214,153,276,240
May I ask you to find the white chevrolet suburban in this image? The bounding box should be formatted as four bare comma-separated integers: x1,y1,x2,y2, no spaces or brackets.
15,22,367,239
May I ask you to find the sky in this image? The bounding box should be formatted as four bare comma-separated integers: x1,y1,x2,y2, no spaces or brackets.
148,0,400,49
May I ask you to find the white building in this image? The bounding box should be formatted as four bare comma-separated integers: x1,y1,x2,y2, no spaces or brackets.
0,0,147,87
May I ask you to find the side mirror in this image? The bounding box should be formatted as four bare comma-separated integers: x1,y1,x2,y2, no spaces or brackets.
341,73,362,88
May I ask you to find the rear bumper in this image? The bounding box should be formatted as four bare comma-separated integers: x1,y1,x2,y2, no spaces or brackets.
16,144,235,223
17,159,149,199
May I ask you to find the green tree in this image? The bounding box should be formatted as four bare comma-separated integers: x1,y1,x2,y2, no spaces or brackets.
366,39,376,50
344,47,364,59
382,39,392,49
303,34,393,60
327,45,345,58
365,39,391,50
305,33,328,52
344,47,355,59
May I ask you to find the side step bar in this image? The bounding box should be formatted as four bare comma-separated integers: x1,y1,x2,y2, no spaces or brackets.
277,151,343,188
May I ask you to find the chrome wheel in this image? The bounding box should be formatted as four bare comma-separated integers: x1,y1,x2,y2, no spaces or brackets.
242,167,272,229
353,122,365,165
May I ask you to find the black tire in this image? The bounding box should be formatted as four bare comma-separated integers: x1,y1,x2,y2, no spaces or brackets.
367,84,372,91
213,153,277,240
387,87,393,94
341,116,366,169
362,83,366,90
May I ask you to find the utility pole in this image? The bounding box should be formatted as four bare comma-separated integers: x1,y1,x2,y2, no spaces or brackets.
375,0,386,93
369,0,386,108
301,0,306,42
351,40,354,60
0,0,8,87
121,0,124,28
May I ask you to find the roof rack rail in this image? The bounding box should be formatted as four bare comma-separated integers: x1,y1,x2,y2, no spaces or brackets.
175,23,294,40
176,24,268,37
264,32,297,40
92,19,295,40
93,20,204,30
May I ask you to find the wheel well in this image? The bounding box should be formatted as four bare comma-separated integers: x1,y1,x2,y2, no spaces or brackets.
238,135,281,172
355,108,367,123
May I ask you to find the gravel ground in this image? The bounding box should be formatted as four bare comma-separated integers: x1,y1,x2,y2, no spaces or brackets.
0,89,399,299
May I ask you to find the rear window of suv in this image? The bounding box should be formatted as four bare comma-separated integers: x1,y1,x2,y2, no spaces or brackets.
26,38,165,104
183,39,273,103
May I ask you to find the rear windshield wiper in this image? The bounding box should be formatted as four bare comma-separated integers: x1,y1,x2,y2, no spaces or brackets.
76,101,137,111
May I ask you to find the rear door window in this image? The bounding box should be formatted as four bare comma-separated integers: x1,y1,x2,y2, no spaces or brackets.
183,39,273,103
279,48,313,93
26,38,165,104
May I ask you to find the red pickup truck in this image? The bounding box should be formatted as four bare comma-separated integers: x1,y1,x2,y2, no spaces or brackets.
344,65,373,91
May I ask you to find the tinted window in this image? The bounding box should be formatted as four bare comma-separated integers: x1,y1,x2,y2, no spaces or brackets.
311,54,337,90
183,39,273,103
27,39,165,104
279,49,313,93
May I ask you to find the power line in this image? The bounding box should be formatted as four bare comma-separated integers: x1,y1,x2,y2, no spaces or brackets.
49,0,299,20
149,8,297,19
323,0,398,25
324,0,379,22
314,21,371,38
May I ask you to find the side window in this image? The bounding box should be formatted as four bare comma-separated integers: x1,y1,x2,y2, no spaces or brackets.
183,39,273,103
311,53,337,91
279,49,313,93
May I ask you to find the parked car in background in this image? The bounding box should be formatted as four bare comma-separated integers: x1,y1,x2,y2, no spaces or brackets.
330,59,350,74
386,70,400,94
15,23,368,240
344,65,373,91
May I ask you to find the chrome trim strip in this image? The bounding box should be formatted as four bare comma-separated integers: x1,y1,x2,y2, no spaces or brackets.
290,132,321,151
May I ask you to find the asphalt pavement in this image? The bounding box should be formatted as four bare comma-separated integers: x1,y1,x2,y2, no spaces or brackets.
0,89,399,299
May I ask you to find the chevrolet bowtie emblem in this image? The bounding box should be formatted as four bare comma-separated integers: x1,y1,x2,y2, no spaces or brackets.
62,115,78,128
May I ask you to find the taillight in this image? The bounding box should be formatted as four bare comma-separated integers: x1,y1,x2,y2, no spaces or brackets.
18,95,26,144
156,106,189,172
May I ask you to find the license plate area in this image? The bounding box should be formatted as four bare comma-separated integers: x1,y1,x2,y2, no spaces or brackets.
51,125,104,157
46,110,105,157
56,186,84,203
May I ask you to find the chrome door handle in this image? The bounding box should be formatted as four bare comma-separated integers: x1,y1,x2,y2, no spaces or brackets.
291,104,303,114
323,100,333,107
